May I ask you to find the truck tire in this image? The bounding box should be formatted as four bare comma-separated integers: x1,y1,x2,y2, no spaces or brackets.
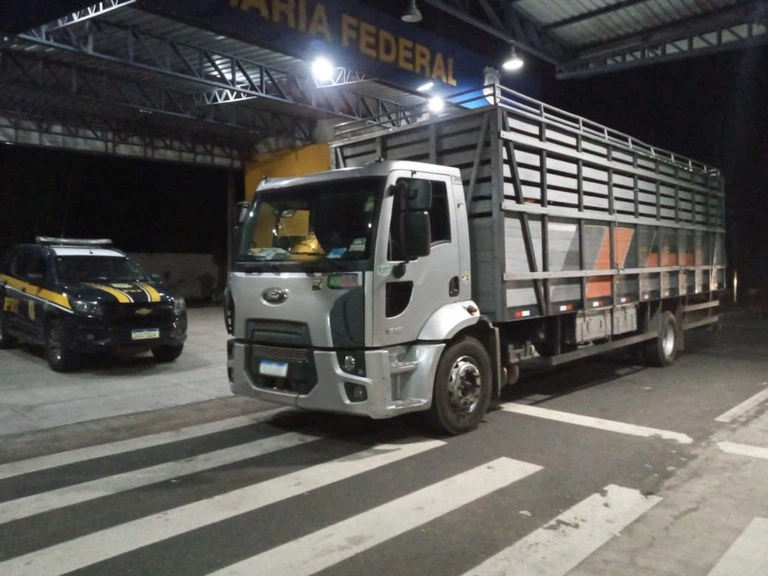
644,311,678,367
426,336,492,435
152,344,184,363
46,320,80,372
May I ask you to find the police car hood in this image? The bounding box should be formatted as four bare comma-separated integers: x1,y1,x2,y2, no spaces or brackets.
64,280,168,305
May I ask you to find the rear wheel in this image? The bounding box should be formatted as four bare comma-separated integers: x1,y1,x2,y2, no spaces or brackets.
426,336,492,435
46,320,79,372
152,344,184,363
0,308,18,349
644,311,678,367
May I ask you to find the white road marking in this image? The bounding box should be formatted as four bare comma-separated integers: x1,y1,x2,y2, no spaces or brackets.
717,442,768,460
0,408,288,481
0,431,319,525
714,385,768,423
210,457,543,576
502,403,693,444
463,484,661,576
0,438,445,576
707,517,768,576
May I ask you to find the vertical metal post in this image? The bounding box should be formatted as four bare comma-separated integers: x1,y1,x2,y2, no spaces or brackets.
226,169,235,270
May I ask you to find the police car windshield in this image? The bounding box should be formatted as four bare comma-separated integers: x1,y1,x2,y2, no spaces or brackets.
237,176,383,269
55,256,147,283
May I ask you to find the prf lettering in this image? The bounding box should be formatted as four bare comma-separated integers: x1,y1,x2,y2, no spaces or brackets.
229,0,457,86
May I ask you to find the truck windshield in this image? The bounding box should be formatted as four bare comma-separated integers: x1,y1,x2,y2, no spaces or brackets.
55,256,147,283
237,176,384,270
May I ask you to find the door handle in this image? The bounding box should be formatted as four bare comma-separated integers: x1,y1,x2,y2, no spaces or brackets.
449,276,459,297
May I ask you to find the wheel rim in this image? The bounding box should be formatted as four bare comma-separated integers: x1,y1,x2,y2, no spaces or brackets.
48,326,64,364
662,320,675,358
446,355,482,415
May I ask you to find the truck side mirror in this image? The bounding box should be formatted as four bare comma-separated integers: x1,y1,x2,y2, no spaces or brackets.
399,211,431,260
232,201,251,259
399,179,431,211
235,201,250,225
390,178,432,261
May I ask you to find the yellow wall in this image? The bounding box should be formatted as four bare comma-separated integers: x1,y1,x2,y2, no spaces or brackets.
244,143,331,201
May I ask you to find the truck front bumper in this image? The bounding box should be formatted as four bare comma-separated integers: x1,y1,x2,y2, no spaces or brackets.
228,340,445,419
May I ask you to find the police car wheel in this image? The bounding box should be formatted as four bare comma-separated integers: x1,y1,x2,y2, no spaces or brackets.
45,320,80,372
152,344,184,363
0,310,18,349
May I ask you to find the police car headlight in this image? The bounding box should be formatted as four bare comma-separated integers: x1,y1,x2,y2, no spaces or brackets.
173,296,186,314
70,299,104,317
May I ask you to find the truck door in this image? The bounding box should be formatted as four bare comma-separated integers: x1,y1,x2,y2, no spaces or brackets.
371,171,461,347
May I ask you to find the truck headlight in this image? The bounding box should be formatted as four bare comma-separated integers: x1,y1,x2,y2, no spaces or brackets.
173,296,186,314
70,299,104,317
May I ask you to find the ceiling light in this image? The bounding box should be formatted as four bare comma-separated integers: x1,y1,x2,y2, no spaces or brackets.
311,56,335,83
502,46,524,72
428,97,444,113
402,0,422,23
417,81,434,92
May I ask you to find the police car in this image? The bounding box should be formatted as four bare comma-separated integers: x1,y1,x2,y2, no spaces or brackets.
0,237,187,371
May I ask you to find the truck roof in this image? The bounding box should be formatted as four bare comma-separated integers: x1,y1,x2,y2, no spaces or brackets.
256,160,461,193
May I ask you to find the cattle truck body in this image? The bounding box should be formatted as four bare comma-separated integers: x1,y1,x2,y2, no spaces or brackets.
227,86,725,434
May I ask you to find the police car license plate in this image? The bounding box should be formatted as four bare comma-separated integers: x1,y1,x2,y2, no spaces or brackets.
260,360,288,378
132,328,160,340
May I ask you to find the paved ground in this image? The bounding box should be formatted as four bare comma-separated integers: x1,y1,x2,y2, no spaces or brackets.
0,305,263,437
0,306,767,575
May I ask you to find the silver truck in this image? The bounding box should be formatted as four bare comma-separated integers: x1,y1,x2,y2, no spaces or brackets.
225,85,725,434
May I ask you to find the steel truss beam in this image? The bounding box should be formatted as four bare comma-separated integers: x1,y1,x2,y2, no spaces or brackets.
0,50,314,142
15,18,411,123
421,0,571,64
44,0,137,32
557,1,768,79
0,106,247,168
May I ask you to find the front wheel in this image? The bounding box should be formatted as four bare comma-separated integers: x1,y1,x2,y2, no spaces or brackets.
46,320,80,372
426,336,492,435
152,344,184,363
644,311,678,367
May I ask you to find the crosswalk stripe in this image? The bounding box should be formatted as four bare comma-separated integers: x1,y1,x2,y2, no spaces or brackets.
0,431,319,525
0,437,445,576
718,441,768,460
210,457,543,576
502,404,693,444
707,517,768,576
462,484,661,576
714,385,768,422
0,408,288,481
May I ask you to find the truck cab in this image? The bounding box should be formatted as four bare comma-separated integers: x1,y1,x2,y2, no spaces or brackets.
226,160,491,434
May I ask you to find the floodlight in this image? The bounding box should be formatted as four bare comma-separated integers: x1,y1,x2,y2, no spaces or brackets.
311,57,335,83
502,46,524,71
402,0,422,23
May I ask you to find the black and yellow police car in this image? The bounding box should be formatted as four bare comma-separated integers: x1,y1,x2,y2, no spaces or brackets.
0,237,187,371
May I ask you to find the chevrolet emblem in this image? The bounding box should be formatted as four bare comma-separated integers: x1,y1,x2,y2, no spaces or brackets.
135,308,152,316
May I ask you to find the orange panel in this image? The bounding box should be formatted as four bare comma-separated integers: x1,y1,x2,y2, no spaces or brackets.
594,231,611,270
660,248,677,266
614,228,634,267
586,277,612,299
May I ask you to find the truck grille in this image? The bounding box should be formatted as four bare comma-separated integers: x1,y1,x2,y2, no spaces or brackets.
103,302,175,328
250,344,309,363
247,343,317,395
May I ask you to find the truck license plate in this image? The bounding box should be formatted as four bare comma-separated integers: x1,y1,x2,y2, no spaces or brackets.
131,328,160,340
260,360,288,378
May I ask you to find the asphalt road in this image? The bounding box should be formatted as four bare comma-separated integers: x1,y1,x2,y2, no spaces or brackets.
1,312,767,575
